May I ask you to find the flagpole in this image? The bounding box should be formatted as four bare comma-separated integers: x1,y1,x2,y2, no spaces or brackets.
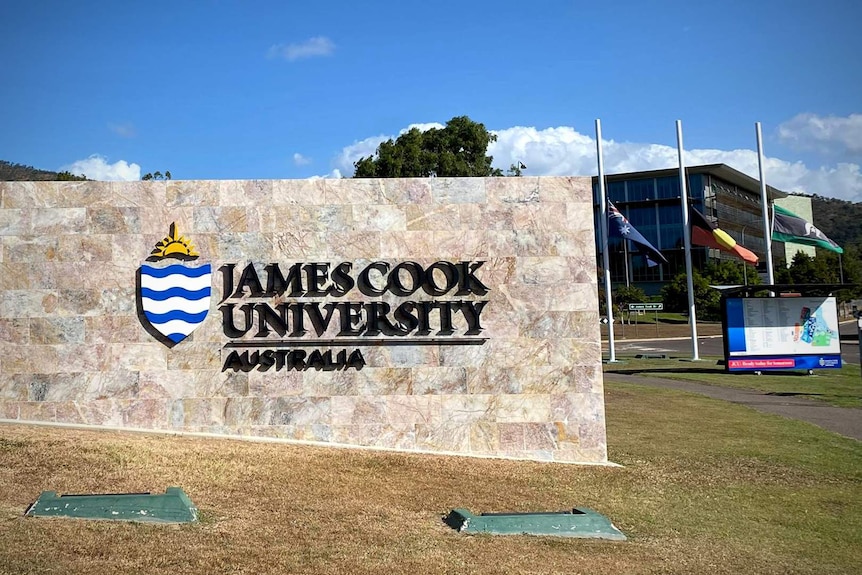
623,237,630,287
756,122,776,287
596,119,617,362
839,253,844,284
677,120,700,360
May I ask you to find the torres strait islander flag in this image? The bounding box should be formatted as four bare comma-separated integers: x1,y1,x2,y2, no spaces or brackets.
139,223,212,345
689,206,759,265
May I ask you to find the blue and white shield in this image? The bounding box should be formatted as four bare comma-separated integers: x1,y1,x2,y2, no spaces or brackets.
140,263,212,344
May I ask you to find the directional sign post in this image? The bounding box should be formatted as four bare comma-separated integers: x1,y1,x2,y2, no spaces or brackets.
627,303,664,311
627,303,664,337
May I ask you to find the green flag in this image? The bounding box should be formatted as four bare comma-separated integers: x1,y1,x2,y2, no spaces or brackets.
772,204,843,254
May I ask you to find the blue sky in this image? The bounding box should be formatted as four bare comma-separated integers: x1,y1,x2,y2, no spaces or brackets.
1,0,860,201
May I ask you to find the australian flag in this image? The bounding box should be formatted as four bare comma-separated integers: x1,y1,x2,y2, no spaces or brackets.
608,201,668,266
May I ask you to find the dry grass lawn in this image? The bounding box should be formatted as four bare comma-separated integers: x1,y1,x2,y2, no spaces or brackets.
1,381,860,575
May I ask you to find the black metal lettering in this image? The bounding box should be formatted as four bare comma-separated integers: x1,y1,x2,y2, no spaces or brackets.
338,302,365,336
437,302,455,335
424,261,458,296
347,349,366,370
456,261,489,296
255,303,288,337
258,350,276,371
304,262,330,297
221,303,255,337
287,350,307,371
364,302,405,336
329,262,355,296
235,263,265,297
290,302,307,337
357,261,389,296
265,263,303,296
223,350,244,371
308,350,325,370
220,264,236,303
388,261,424,296
393,301,420,334
459,301,488,335
415,301,435,335
305,302,338,337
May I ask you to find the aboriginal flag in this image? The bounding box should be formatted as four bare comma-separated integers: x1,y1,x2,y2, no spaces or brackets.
689,207,758,264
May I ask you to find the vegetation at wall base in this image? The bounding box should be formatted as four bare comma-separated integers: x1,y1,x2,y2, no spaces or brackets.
1,382,860,574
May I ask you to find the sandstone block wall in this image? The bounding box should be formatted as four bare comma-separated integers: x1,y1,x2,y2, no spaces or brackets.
0,177,606,463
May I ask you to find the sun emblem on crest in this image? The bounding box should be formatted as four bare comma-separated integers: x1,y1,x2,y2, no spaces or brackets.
149,223,199,260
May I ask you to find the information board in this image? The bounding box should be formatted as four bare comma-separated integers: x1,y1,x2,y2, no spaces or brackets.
722,296,842,371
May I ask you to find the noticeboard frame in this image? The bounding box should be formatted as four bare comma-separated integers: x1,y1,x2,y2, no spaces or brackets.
720,295,843,373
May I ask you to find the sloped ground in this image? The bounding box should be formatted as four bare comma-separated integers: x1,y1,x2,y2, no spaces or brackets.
1,381,860,575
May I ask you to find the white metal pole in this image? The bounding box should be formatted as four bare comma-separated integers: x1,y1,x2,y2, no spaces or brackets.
677,120,700,360
596,119,617,362
756,122,776,287
623,237,630,287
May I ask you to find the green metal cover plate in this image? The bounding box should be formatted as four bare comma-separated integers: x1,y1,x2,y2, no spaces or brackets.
25,487,198,523
444,507,626,540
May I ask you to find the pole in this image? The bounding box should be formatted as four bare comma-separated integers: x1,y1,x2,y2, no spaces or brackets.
857,316,862,380
756,122,776,287
623,236,630,287
677,120,700,360
742,227,748,285
596,119,617,362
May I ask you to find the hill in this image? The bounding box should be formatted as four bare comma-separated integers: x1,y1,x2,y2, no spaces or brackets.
810,194,862,251
0,160,86,181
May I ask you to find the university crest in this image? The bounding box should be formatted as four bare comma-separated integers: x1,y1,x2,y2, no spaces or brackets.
139,223,211,345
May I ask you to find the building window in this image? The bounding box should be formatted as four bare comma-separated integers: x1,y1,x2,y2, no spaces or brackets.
627,179,654,201
656,177,679,199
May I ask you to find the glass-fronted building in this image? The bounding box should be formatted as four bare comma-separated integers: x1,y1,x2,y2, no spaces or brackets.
592,164,789,295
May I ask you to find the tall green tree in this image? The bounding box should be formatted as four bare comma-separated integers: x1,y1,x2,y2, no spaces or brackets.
661,270,722,320
353,116,502,178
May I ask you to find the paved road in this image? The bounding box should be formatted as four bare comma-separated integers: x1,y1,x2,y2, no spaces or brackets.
604,372,862,441
604,320,861,366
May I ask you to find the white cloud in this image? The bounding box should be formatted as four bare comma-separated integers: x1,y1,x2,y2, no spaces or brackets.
268,36,335,61
332,123,446,175
332,122,862,203
61,154,141,181
293,152,312,166
308,169,343,180
334,134,390,174
777,113,862,155
108,122,136,138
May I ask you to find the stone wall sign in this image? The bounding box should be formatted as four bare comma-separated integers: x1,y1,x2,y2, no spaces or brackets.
0,177,607,463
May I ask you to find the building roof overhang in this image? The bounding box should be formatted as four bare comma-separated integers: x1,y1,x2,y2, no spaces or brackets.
593,163,788,201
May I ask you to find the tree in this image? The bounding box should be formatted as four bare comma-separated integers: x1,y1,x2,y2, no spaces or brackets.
786,251,838,284
661,270,722,320
613,285,647,309
507,162,526,177
0,160,86,181
142,170,172,181
703,259,761,286
353,116,503,178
